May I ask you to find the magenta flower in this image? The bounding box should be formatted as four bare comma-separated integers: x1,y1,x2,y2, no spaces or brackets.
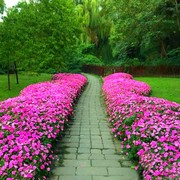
0,73,87,179
102,72,180,179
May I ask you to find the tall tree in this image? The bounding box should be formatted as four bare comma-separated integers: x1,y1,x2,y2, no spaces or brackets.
0,0,4,14
76,0,113,63
110,0,180,64
0,0,81,72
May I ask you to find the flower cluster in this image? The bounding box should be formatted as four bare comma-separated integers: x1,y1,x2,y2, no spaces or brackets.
0,73,87,179
102,72,180,180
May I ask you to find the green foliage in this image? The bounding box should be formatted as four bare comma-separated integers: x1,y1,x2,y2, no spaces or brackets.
66,53,104,73
65,42,104,73
110,0,180,66
81,54,104,66
81,43,96,55
0,0,4,14
0,65,5,74
124,115,137,126
113,58,143,67
167,47,180,65
0,0,81,72
75,0,113,63
0,0,179,71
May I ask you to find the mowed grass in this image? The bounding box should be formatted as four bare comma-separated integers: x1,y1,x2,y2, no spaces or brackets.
0,72,52,102
135,77,180,104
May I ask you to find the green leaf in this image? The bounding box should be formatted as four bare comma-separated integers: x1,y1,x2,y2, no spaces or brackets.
124,115,136,126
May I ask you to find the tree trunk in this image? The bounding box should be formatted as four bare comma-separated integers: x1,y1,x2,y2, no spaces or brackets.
7,60,10,91
14,61,19,84
160,40,167,58
174,0,180,31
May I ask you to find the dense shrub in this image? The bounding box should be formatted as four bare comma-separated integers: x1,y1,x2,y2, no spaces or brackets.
102,73,180,180
0,73,87,179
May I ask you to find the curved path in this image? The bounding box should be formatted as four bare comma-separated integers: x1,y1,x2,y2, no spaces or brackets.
50,74,139,180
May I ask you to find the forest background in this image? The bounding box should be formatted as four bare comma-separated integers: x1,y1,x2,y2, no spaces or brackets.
0,0,179,74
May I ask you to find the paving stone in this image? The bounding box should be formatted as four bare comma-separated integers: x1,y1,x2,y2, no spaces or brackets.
93,176,125,180
100,127,110,131
121,161,133,167
76,167,108,175
103,143,115,149
63,154,76,160
63,142,79,148
78,148,90,153
52,167,75,175
91,139,102,143
70,127,80,131
64,137,79,143
102,149,116,155
91,132,101,135
70,135,80,138
48,175,59,180
91,136,102,141
63,160,91,167
102,140,114,144
81,127,90,131
70,131,80,135
80,139,91,142
80,135,91,139
80,131,90,135
92,160,121,167
59,176,92,180
89,124,99,127
91,149,102,154
77,154,91,160
91,143,103,149
90,128,100,131
105,154,128,160
101,136,112,140
89,154,105,160
66,148,77,153
79,144,91,148
101,131,111,135
91,130,100,134
61,138,70,143
108,167,139,178
81,124,90,127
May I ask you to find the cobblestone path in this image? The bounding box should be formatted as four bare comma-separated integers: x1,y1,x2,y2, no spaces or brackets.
50,74,139,180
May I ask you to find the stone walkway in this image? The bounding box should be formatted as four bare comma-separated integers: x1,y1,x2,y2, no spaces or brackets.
50,74,139,180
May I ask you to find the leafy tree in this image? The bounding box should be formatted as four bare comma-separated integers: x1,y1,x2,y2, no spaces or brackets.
110,0,180,66
0,0,4,14
0,0,81,72
75,0,113,63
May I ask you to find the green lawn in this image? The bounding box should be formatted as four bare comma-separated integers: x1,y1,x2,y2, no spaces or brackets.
135,77,180,104
1,74,180,104
0,72,52,102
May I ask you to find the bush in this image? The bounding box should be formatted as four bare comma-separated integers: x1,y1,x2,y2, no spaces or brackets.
113,58,143,67
81,54,104,66
102,73,180,179
0,73,87,179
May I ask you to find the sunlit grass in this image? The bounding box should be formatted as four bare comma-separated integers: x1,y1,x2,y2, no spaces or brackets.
134,77,180,104
0,72,52,101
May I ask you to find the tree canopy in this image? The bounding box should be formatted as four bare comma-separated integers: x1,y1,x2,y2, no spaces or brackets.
0,0,81,73
110,0,180,66
0,0,179,73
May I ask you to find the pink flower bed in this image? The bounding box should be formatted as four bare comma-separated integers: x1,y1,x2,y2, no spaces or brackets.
0,73,87,179
102,73,180,180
